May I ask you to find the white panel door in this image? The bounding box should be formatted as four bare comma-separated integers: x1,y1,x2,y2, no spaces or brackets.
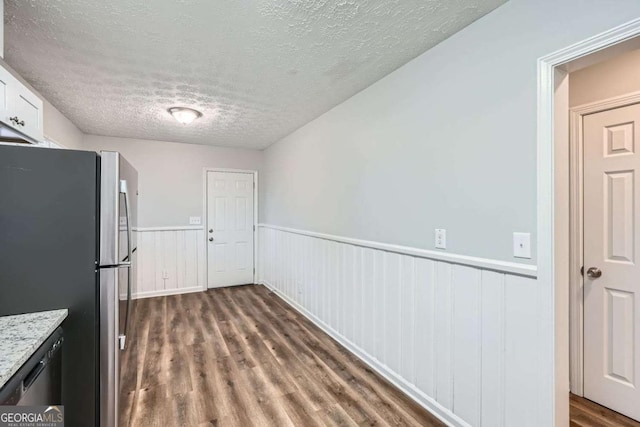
206,171,254,288
584,103,640,421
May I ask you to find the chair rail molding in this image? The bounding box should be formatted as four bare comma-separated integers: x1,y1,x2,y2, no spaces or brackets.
258,223,537,278
135,225,204,232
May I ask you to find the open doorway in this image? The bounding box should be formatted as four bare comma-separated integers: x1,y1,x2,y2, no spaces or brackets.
568,47,640,425
539,19,640,427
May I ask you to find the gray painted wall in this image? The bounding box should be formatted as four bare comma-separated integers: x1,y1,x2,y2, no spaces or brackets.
82,135,263,227
261,0,640,264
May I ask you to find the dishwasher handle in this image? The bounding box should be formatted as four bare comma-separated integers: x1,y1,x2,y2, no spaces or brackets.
0,328,64,406
22,361,46,391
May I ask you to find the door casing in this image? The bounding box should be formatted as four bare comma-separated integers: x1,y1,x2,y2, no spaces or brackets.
202,167,259,288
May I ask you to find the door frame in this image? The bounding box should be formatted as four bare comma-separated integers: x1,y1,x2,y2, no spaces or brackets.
568,92,640,396
202,167,259,289
537,17,640,425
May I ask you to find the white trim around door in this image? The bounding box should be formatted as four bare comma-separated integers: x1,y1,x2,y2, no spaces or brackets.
202,168,259,289
537,17,640,426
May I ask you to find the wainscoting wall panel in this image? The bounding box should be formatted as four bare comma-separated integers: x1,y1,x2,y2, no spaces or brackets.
135,227,205,298
258,224,539,427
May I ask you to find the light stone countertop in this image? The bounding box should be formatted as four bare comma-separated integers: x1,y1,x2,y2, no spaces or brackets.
0,309,68,389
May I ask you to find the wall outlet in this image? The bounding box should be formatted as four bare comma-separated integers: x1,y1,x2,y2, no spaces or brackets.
513,232,531,259
435,229,447,249
162,270,169,279
189,216,202,225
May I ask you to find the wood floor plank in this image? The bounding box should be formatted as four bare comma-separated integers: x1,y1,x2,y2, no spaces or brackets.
280,392,325,427
263,285,441,427
165,295,194,395
139,297,168,390
120,285,444,426
197,291,232,360
318,403,360,427
240,365,297,427
119,298,149,426
187,341,226,423
570,394,640,427
118,390,136,427
215,315,257,371
128,385,169,427
218,354,274,427
230,287,337,410
247,286,437,427
237,288,381,425
219,289,300,398
178,293,205,346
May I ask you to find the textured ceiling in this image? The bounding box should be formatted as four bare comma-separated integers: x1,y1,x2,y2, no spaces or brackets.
5,0,505,149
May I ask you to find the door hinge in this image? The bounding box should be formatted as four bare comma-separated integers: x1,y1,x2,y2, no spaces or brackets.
580,266,584,277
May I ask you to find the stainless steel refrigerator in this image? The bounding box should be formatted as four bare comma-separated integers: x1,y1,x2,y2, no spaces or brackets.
0,145,138,427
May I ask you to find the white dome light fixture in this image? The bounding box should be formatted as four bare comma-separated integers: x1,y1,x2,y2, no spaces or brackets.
168,107,202,125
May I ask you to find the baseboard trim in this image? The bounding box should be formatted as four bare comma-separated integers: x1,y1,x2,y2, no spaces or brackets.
133,286,204,299
258,224,537,278
259,280,469,427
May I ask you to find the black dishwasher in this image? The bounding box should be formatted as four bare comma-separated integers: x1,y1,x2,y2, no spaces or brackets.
0,327,64,405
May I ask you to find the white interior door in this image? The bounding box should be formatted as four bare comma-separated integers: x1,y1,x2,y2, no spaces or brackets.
583,103,640,421
206,171,255,288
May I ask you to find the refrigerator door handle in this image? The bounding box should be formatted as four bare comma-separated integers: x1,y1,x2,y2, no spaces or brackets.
118,180,132,269
118,179,133,351
118,260,132,351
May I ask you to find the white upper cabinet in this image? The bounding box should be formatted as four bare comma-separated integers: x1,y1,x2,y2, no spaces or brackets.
0,67,12,123
0,64,43,143
10,83,43,142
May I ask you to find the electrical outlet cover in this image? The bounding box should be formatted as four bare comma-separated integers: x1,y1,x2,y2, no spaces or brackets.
435,229,446,249
513,232,531,259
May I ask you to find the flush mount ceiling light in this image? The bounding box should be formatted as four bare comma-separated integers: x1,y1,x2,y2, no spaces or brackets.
167,107,202,125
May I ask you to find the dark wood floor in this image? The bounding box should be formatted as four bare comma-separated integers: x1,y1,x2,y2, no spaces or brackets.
570,394,640,427
119,284,443,426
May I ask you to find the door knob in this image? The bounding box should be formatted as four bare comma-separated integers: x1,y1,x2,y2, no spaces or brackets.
209,237,214,242
586,267,602,279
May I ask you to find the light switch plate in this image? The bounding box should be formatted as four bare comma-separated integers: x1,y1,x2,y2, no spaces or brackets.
513,232,531,259
189,216,202,225
435,229,446,249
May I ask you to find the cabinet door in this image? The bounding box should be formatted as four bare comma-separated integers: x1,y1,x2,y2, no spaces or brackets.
9,82,43,142
0,67,13,124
